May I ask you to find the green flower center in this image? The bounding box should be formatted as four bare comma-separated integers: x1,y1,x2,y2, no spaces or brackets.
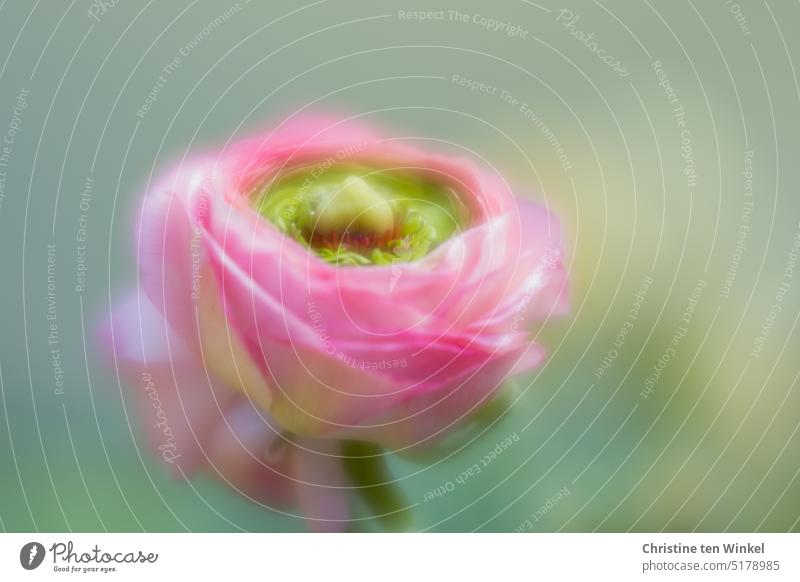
254,164,469,266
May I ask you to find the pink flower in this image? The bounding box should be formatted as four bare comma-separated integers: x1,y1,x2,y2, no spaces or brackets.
106,114,568,531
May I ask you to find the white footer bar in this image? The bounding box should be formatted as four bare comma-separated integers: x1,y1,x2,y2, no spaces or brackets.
1,533,797,581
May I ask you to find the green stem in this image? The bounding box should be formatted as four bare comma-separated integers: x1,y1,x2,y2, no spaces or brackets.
341,440,412,532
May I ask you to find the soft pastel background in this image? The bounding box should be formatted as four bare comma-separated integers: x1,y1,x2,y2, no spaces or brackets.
0,0,798,532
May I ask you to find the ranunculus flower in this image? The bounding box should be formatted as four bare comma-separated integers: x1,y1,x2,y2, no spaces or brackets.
106,114,568,531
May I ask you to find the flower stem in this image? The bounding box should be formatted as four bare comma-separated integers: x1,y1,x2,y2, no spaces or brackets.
341,440,412,531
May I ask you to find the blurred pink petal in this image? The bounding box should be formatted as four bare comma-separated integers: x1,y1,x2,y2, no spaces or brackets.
291,439,351,533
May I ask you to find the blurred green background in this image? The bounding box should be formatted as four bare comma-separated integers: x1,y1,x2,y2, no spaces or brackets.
0,0,798,532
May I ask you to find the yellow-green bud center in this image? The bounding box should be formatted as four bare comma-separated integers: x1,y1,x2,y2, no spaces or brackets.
255,164,469,266
313,176,395,238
